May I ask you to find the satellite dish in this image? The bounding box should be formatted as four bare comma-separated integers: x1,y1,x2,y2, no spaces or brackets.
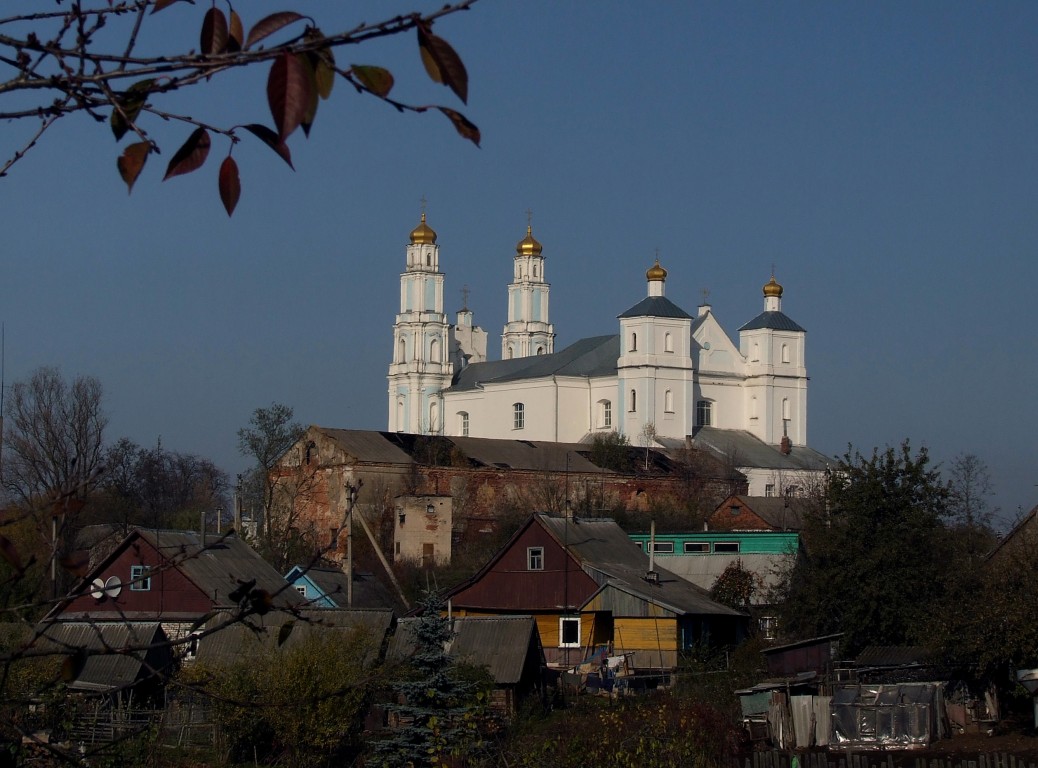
103,575,122,599
90,579,105,600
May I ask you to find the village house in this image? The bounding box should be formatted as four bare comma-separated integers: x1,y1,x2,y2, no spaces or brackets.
442,513,747,678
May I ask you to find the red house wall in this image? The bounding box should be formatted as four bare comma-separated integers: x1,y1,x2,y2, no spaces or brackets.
449,521,597,612
707,497,772,531
60,536,212,619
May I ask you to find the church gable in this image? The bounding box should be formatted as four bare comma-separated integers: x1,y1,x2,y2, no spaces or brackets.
692,311,743,374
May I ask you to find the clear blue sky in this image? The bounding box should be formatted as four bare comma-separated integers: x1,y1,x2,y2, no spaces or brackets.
3,1,1035,524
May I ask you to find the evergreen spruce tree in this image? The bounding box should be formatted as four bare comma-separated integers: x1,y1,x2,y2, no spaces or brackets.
371,593,489,767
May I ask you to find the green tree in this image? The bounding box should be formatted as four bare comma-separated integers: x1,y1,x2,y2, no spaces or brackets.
710,561,759,612
776,442,950,655
588,431,632,473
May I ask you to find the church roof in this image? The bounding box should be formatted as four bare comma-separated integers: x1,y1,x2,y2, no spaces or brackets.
672,427,830,472
737,310,805,333
617,295,693,320
449,334,619,391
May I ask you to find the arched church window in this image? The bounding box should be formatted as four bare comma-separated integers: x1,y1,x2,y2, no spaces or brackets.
507,346,515,359
782,398,790,421
398,337,406,362
533,264,538,278
664,333,673,352
458,411,469,437
752,342,759,362
536,346,544,355
750,396,758,420
664,390,674,413
426,253,431,267
598,399,612,428
629,390,637,413
696,400,712,427
430,337,440,362
429,401,439,432
630,332,637,352
513,403,525,430
782,344,790,364
396,399,405,432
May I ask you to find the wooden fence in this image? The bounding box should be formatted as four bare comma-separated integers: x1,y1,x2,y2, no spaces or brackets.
741,751,1038,768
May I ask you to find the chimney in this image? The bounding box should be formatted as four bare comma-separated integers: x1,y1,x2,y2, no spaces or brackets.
780,435,792,455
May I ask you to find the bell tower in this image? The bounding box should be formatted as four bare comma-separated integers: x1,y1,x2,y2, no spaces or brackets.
501,216,554,359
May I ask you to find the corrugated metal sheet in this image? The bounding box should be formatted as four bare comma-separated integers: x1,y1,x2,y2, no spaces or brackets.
31,621,171,692
648,552,792,602
137,530,302,610
449,335,619,391
195,608,392,666
681,427,831,471
387,615,542,686
314,428,415,465
447,438,600,472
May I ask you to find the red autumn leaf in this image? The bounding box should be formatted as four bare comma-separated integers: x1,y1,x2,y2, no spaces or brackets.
163,128,211,180
267,52,312,141
242,124,294,169
152,0,188,13
201,7,229,56
117,143,150,192
351,65,394,98
245,11,304,50
227,11,244,53
218,156,241,216
438,107,480,147
418,25,468,104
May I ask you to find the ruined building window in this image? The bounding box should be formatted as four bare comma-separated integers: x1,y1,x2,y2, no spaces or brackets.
513,402,525,430
527,546,544,571
559,616,581,648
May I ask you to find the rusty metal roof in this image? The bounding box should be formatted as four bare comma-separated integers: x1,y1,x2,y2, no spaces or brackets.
311,427,415,464
448,437,601,472
387,615,542,685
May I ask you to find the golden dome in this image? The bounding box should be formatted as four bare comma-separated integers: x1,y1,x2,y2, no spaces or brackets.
646,259,667,282
763,275,783,298
516,225,542,256
409,212,437,245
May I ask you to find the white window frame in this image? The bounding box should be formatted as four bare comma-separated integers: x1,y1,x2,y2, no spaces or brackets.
459,411,469,437
651,541,674,553
713,542,740,554
130,564,151,591
513,402,525,430
683,542,709,554
696,400,712,427
527,546,544,571
559,616,581,648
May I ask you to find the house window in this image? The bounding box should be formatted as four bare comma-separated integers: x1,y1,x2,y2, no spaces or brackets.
713,542,740,553
759,616,778,641
130,565,151,591
664,389,673,413
459,411,469,436
630,332,637,352
664,332,673,352
513,402,525,430
295,585,307,597
559,616,581,648
527,547,544,571
765,483,775,497
629,390,637,413
683,542,709,553
730,504,741,515
651,541,674,553
696,400,712,426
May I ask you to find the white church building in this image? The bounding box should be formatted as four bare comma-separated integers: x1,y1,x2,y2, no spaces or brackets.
387,213,829,495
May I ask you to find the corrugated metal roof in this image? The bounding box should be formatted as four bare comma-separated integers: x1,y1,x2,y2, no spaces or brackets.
195,608,393,666
136,530,302,610
387,615,541,685
312,427,415,465
683,428,831,472
737,310,806,333
449,335,619,392
287,565,403,611
30,621,171,692
617,296,693,320
537,515,743,617
447,437,601,472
